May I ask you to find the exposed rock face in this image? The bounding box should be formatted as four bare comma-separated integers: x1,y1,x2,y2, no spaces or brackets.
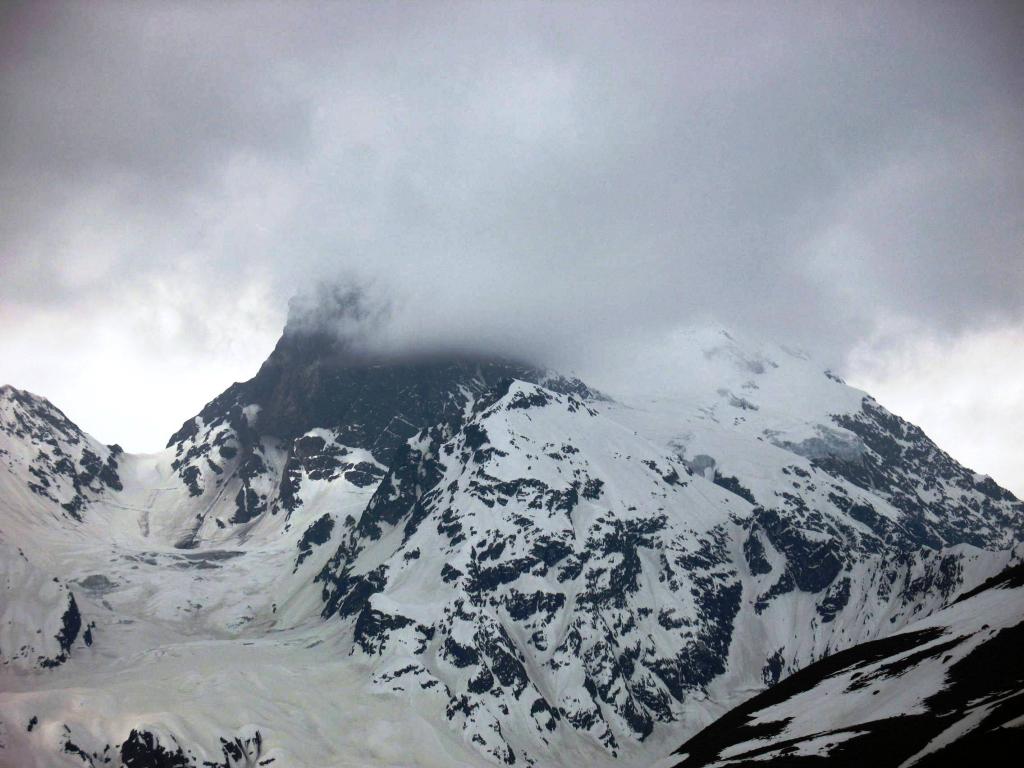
162,305,594,545
671,560,1024,767
316,380,750,760
56,726,266,768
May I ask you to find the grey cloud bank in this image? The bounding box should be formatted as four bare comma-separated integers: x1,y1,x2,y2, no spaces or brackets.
0,1,1022,480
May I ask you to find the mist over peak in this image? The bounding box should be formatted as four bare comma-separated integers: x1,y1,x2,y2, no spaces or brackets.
278,276,569,370
1,0,1021,478
282,282,392,353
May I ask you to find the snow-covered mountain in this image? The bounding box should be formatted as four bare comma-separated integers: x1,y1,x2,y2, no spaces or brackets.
0,306,1021,768
669,561,1024,766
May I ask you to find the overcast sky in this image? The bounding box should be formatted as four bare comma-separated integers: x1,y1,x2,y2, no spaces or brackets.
0,1,1021,492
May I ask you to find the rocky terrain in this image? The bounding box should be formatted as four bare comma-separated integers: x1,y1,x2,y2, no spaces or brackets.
671,561,1024,766
0,302,1020,767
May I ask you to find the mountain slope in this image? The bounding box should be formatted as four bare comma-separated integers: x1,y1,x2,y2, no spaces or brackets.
315,378,751,763
308,351,1022,764
0,318,1021,768
670,560,1024,767
0,543,91,672
0,385,122,523
158,294,595,548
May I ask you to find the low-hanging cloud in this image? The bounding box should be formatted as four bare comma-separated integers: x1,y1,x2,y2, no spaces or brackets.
1,0,1022,451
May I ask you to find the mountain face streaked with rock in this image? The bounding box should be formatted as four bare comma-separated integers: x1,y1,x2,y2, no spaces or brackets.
671,562,1024,767
1,300,1021,768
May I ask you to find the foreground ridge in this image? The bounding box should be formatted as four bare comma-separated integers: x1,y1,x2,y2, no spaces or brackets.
671,560,1024,767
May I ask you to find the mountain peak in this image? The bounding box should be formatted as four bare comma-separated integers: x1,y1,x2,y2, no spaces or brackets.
172,282,597,457
0,384,122,522
1,384,86,447
2,318,1021,768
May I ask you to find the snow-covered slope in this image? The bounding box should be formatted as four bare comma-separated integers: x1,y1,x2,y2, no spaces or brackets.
0,543,91,672
669,560,1024,767
314,379,753,764
0,385,122,523
157,316,595,549
0,317,1020,768
307,335,1022,765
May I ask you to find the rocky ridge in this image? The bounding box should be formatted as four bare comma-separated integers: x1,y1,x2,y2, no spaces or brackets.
0,319,1020,768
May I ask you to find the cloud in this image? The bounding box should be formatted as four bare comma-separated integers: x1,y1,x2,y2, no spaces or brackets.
0,1,1021,452
847,323,1024,497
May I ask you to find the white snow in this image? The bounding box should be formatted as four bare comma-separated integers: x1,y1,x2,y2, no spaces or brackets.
0,327,1019,767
